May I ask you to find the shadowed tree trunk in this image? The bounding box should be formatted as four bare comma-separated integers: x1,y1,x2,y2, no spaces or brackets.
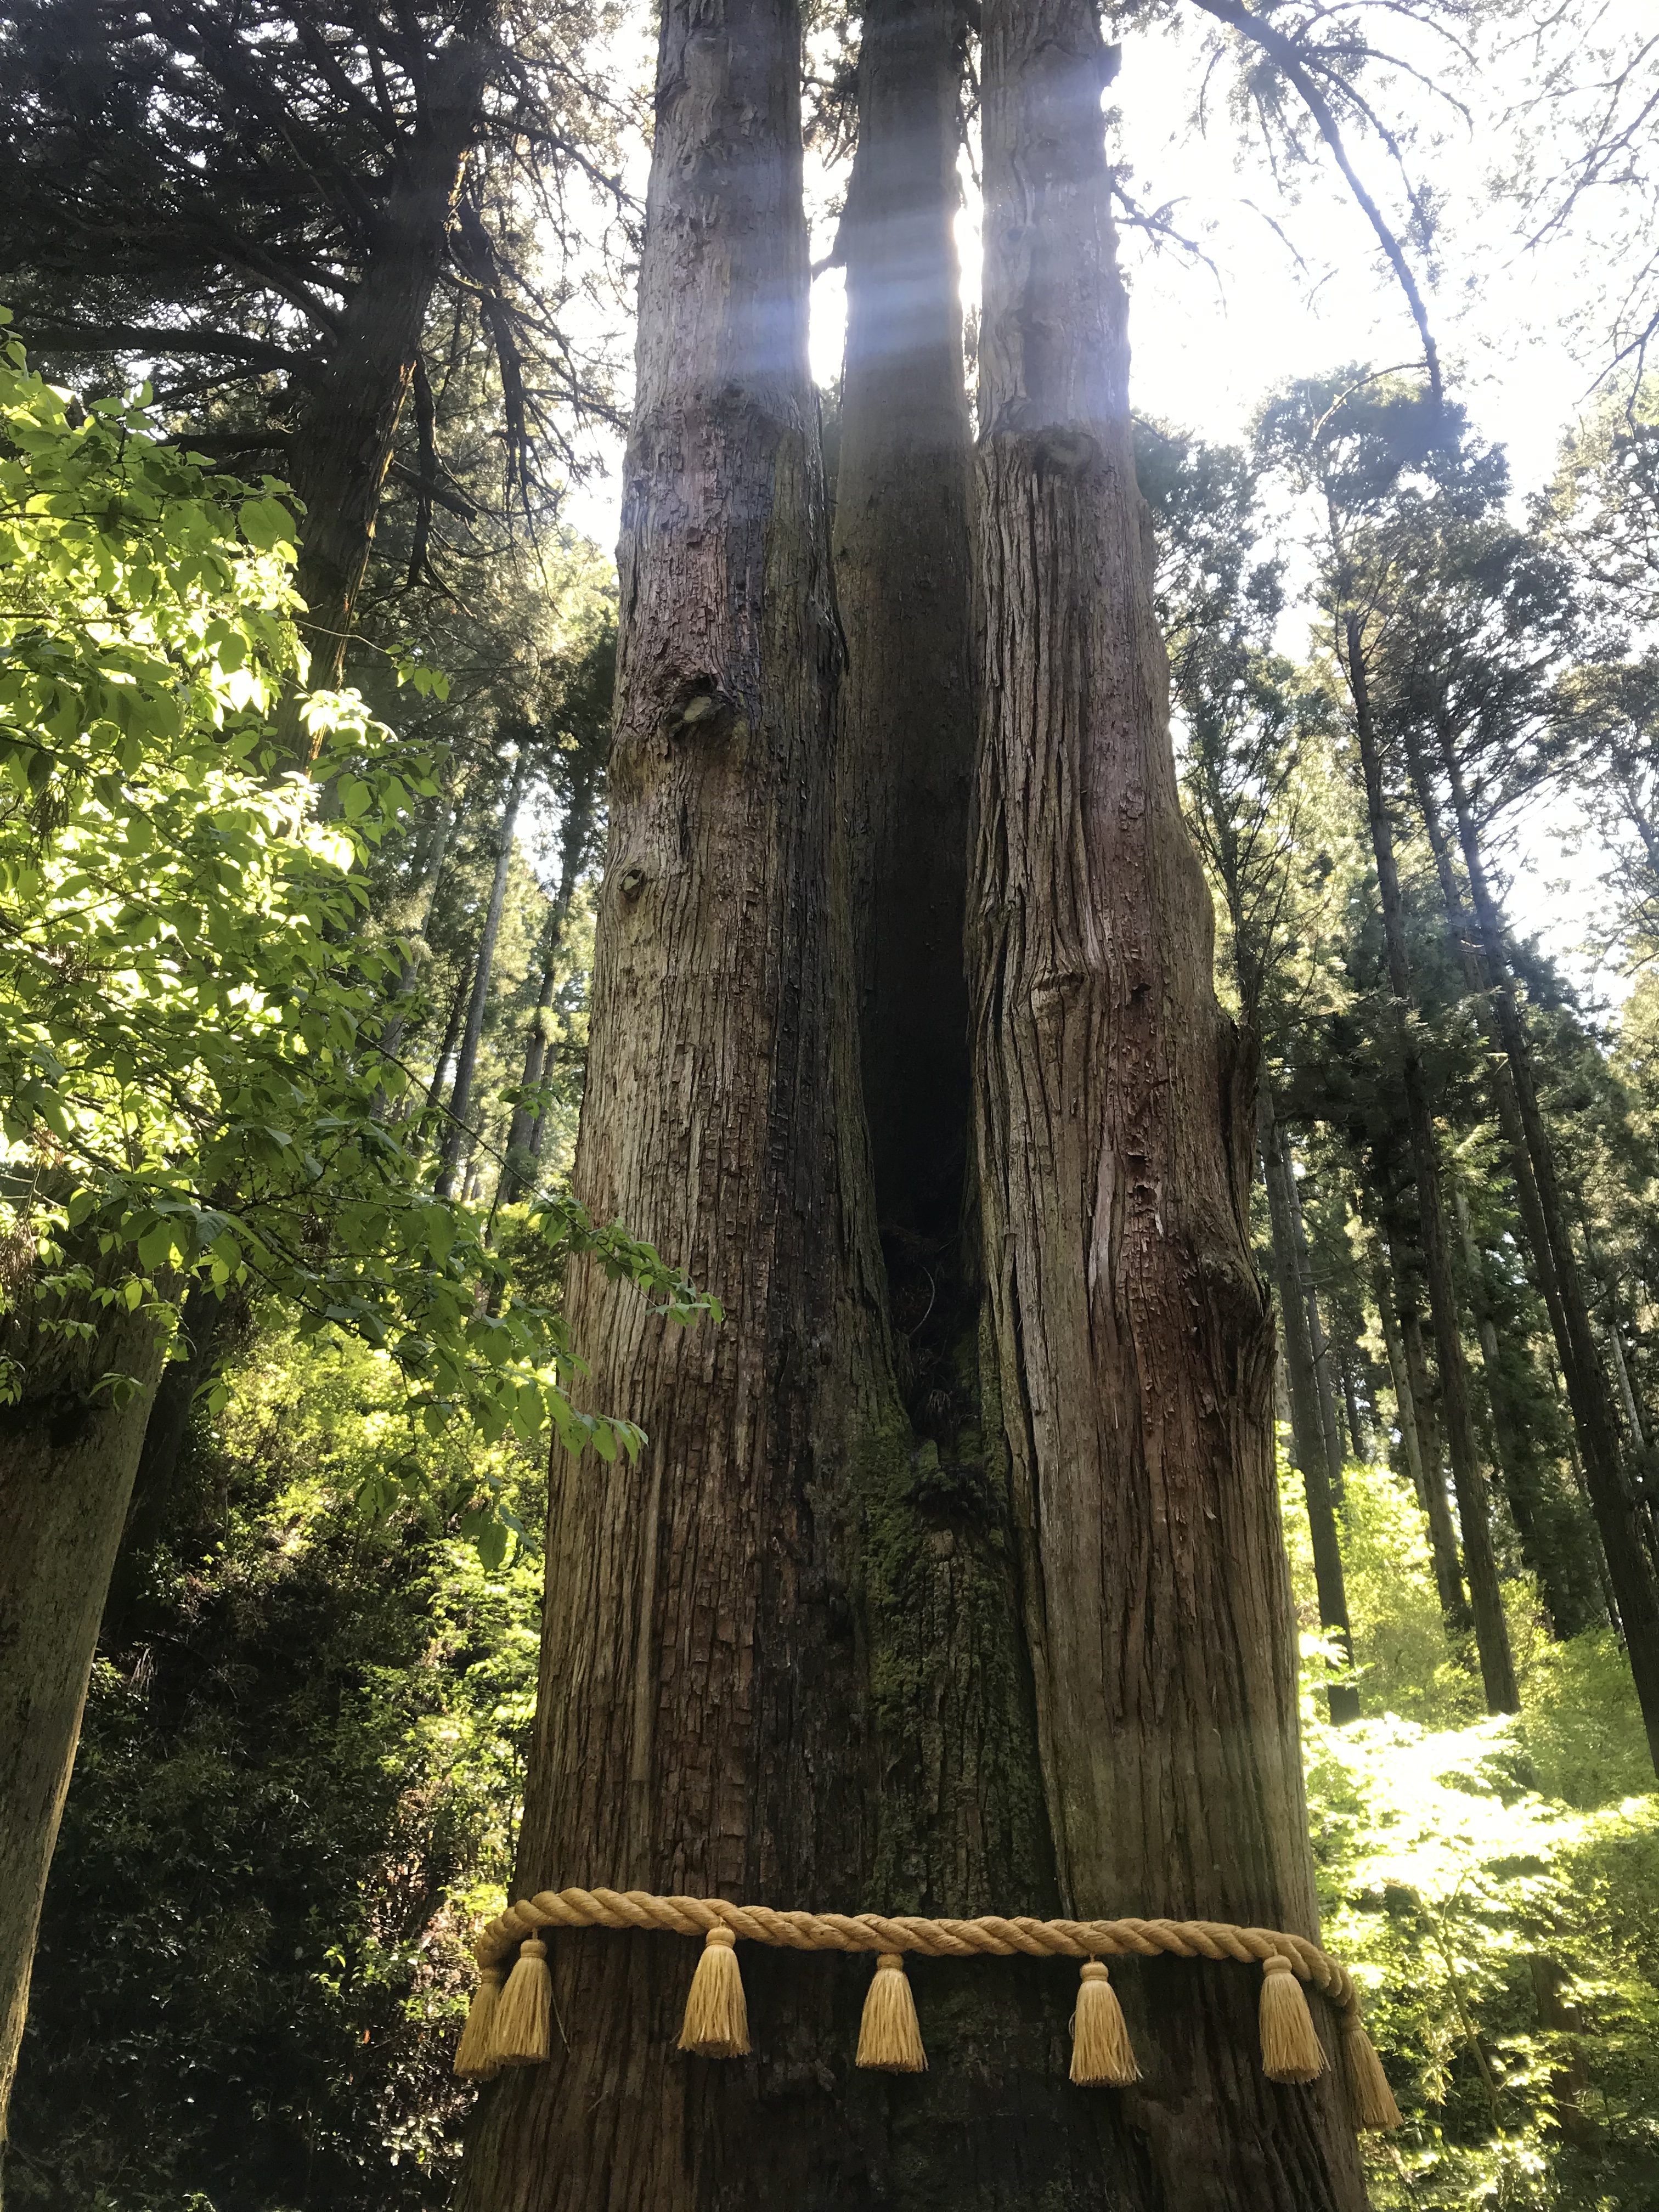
833,0,975,1248
1344,613,1516,1713
287,8,497,683
1287,1152,1349,1498
968,4,1364,2199
1260,1096,1360,1723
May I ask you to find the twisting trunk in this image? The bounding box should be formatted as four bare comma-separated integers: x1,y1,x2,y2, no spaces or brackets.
501,747,602,1203
456,4,900,2202
1260,1095,1360,1723
969,6,1363,2200
1438,741,1659,1768
0,1269,173,2130
436,751,527,1200
289,10,496,682
833,0,975,1244
1345,615,1516,1712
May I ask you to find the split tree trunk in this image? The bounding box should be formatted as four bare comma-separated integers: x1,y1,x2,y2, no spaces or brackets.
968,6,1364,2199
1438,741,1659,1768
0,1280,172,2135
1344,614,1517,1712
1260,1096,1360,1723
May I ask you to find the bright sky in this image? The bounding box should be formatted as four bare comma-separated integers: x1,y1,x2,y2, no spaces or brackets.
560,2,1652,1011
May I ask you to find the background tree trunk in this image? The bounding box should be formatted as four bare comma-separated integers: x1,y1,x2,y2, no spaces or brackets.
968,5,1364,2200
288,12,495,684
436,751,526,1199
0,1280,172,2134
1260,1095,1360,1723
1441,742,1659,1766
1345,616,1516,1712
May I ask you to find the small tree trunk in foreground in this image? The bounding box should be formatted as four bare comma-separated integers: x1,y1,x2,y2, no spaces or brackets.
1260,1094,1360,1723
969,7,1363,2199
0,1280,172,2136
1345,616,1516,1713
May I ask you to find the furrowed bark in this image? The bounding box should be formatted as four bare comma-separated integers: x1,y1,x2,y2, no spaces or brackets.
1345,614,1517,1712
1260,1094,1360,1723
969,6,1364,2200
1441,743,1659,1769
834,0,975,1244
0,1276,172,2136
455,5,902,2202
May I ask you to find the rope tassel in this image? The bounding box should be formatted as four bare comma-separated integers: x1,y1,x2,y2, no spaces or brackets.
856,1953,927,2072
453,1963,504,2080
679,1925,750,2057
493,1937,552,2067
1259,1955,1325,2084
1340,2012,1401,2130
1069,1959,1139,2086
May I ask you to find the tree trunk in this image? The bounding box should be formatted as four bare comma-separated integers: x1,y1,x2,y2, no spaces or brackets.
1260,1095,1360,1724
1401,725,1606,1638
968,5,1363,2200
1452,1184,1594,1640
456,5,905,2201
380,794,459,1075
1286,1150,1348,1498
1345,613,1516,1712
501,746,603,1203
437,751,527,1200
833,0,975,1245
1384,1238,1472,1637
1338,1347,1368,1462
0,1279,172,2135
289,13,495,685
1440,740,1659,1767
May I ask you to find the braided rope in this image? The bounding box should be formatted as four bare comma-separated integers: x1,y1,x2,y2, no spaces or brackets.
478,1888,1359,2017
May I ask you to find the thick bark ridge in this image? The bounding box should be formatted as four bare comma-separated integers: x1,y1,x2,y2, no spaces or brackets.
0,1278,171,2134
458,7,902,2204
834,0,976,1244
969,7,1364,2202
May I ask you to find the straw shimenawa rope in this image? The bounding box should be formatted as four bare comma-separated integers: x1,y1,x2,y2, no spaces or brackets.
456,1886,1401,2129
